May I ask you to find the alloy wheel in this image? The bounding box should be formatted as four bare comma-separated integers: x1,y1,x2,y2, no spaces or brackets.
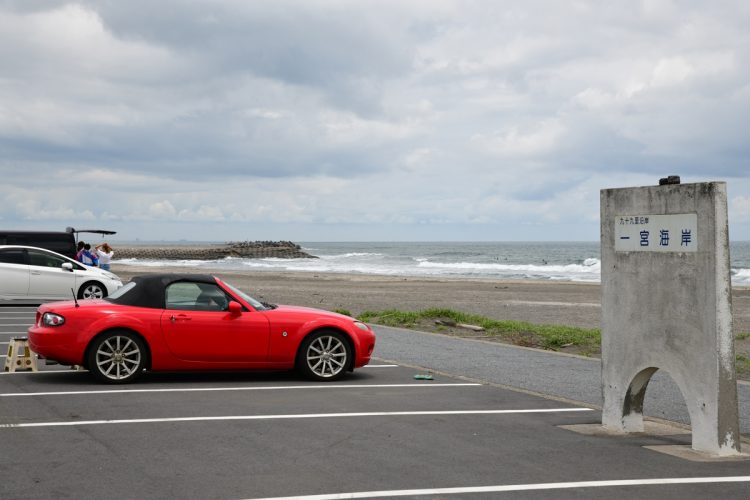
306,335,347,378
82,284,104,299
95,335,142,381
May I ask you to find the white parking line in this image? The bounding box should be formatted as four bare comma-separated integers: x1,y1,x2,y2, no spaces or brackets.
0,369,81,376
0,408,591,428
0,324,33,327
0,383,482,397
0,365,398,375
241,476,750,500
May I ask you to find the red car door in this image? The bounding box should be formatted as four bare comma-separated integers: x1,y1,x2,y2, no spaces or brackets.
160,281,271,362
161,309,271,362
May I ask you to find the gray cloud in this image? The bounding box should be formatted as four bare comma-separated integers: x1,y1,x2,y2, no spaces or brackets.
0,1,749,240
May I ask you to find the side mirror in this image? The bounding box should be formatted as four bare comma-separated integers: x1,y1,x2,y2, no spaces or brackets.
61,262,74,272
228,301,242,315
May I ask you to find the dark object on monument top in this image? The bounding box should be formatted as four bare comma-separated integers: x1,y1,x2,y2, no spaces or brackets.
658,175,681,185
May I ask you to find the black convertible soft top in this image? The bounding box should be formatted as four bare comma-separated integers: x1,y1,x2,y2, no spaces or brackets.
106,274,218,309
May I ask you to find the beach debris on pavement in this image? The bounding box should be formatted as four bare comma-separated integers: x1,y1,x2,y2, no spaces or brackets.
435,319,485,332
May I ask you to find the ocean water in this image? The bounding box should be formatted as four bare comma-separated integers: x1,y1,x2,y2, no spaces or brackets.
116,241,750,286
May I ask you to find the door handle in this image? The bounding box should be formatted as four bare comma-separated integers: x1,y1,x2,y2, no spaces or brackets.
170,314,192,322
31,271,41,275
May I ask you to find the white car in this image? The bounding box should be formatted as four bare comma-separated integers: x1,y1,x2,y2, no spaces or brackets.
0,245,123,301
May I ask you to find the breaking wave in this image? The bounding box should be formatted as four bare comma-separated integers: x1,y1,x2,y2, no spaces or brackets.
114,242,749,285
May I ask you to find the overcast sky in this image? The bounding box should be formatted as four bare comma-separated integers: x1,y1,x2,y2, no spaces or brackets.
1,1,749,242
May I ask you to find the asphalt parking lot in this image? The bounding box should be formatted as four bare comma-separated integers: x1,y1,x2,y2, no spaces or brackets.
2,306,750,499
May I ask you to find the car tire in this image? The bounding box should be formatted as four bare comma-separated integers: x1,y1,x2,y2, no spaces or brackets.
87,330,147,384
296,329,351,381
79,281,106,299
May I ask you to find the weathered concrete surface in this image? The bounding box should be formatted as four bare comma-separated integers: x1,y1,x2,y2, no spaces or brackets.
600,182,741,455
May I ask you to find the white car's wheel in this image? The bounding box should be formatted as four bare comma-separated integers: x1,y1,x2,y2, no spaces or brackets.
79,281,106,299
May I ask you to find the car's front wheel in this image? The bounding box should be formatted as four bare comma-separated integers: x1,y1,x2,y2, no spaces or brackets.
297,330,351,381
79,281,106,299
87,330,146,384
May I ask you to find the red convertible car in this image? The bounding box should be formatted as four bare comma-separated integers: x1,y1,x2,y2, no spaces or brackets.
28,274,376,383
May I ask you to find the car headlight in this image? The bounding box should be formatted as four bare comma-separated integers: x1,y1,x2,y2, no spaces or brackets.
42,312,65,327
354,321,370,331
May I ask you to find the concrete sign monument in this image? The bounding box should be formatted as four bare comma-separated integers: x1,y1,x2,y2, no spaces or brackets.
600,180,741,456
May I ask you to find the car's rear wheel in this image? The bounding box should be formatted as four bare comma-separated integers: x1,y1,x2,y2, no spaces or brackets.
297,330,351,381
79,281,106,299
87,330,146,384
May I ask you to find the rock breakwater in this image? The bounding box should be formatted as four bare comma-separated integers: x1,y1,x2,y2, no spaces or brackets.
115,241,317,260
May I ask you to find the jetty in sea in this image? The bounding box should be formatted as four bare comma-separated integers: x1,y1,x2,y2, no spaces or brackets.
115,241,317,260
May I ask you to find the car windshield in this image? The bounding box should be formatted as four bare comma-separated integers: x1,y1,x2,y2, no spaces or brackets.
107,281,136,300
222,281,270,311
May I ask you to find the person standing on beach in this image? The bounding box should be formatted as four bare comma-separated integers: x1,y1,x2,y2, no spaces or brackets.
75,241,85,262
95,243,114,271
80,243,98,267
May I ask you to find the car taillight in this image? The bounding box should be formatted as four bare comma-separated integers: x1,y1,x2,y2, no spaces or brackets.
42,312,65,327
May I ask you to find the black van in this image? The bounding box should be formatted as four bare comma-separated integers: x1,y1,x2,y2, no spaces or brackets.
0,228,116,259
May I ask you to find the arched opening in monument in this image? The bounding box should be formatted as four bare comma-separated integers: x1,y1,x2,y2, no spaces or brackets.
623,366,692,434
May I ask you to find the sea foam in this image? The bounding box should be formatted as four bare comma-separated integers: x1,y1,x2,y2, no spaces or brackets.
114,241,749,285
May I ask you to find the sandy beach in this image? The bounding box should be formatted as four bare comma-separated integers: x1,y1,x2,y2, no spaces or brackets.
108,263,750,381
111,264,750,335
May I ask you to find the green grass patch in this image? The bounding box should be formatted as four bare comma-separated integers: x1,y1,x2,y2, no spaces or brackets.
736,332,750,341
737,354,750,375
332,308,353,317
358,308,601,352
358,309,422,328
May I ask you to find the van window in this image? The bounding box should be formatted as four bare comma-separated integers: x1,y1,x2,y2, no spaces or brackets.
0,232,76,258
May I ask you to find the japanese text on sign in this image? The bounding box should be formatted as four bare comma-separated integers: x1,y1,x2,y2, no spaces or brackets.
614,213,697,252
